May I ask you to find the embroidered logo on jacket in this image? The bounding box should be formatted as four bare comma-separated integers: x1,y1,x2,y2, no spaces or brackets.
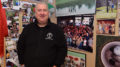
45,32,53,40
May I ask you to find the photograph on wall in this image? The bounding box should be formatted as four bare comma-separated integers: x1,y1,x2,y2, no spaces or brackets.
12,0,20,10
1,0,13,8
57,15,94,52
1,0,20,10
56,0,96,17
118,0,120,9
13,0,20,6
96,19,115,35
96,35,120,67
21,1,36,28
96,0,117,19
64,51,86,67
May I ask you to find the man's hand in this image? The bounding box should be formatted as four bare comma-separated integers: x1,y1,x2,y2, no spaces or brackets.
53,65,56,67
21,64,25,67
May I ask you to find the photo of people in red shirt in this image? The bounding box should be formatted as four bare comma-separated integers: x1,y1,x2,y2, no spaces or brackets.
57,15,94,52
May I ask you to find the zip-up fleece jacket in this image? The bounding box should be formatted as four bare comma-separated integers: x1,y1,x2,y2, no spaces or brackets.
17,19,67,67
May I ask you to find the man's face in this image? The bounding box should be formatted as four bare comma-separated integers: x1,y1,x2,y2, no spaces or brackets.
35,4,49,24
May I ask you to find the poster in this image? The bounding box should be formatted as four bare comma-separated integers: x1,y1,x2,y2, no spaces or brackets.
56,0,96,17
96,35,120,67
64,51,86,67
57,15,94,52
96,19,115,35
96,0,117,19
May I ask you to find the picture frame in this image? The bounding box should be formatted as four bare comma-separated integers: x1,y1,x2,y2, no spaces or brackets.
56,0,96,17
96,19,115,35
64,51,86,67
57,15,94,52
96,35,120,67
96,0,117,19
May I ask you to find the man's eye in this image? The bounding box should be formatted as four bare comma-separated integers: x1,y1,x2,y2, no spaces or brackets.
43,9,48,12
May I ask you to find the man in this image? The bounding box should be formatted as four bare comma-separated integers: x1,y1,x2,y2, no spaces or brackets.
17,2,67,67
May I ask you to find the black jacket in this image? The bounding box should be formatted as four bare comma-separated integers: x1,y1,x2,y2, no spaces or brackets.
17,19,67,67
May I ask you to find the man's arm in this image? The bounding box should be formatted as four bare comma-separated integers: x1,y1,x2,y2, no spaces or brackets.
17,28,27,65
55,27,67,66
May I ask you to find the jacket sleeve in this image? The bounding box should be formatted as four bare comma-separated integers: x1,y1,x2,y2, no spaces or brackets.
17,28,27,64
55,27,67,65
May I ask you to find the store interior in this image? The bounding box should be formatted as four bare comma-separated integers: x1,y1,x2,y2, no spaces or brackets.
0,0,120,67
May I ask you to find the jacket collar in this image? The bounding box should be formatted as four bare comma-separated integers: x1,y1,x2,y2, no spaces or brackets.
34,18,51,29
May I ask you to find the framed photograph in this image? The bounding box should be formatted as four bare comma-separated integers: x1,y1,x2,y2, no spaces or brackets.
96,0,117,19
118,0,120,9
57,15,94,52
56,0,96,17
21,1,36,28
2,0,20,10
96,19,115,35
96,35,120,67
1,0,13,8
64,51,86,67
12,0,20,10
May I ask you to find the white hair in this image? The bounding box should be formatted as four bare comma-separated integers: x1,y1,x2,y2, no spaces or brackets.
35,1,49,11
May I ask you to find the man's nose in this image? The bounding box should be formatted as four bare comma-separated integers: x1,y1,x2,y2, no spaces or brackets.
40,10,44,14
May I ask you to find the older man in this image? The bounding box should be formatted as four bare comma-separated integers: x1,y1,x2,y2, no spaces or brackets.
17,2,67,67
